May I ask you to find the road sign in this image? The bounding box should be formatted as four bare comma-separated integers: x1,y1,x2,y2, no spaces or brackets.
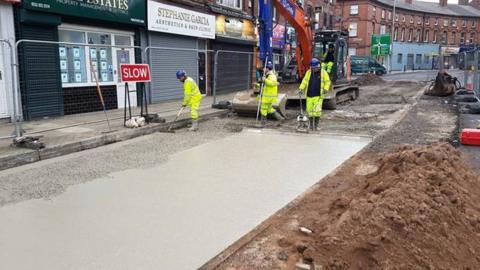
371,34,391,56
120,64,151,82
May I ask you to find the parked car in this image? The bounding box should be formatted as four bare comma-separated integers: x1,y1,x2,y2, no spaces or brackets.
350,56,386,75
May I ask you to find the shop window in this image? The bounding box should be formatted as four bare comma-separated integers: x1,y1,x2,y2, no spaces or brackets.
59,30,87,84
415,54,422,65
349,22,357,37
397,53,403,63
424,30,429,42
350,5,358,15
461,32,466,43
424,55,430,64
58,29,132,86
217,0,241,9
87,32,113,83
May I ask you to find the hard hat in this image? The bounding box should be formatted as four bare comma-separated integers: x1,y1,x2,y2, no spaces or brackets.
176,70,186,79
310,58,320,68
266,61,273,70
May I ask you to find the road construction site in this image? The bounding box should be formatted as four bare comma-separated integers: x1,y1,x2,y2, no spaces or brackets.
2,76,473,270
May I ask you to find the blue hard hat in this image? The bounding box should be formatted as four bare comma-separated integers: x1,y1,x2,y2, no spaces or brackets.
266,61,273,70
176,70,186,79
310,58,320,68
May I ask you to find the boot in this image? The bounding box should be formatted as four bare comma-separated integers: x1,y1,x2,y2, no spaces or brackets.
188,120,199,131
314,117,320,131
271,111,285,121
256,115,266,128
309,118,314,131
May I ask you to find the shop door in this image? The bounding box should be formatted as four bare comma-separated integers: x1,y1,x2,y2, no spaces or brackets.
113,37,136,108
0,46,8,118
407,54,414,70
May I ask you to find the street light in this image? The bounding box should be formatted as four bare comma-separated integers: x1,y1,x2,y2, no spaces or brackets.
390,0,396,73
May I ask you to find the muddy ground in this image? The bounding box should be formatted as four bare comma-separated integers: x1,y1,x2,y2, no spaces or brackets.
204,81,471,269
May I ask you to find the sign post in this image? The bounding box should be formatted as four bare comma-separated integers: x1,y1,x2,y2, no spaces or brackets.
120,64,151,127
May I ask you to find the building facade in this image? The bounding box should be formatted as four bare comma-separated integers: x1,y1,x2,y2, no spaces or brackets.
15,0,147,119
0,0,17,121
335,0,480,70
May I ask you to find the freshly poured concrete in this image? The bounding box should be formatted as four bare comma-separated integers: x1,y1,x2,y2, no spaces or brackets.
0,130,370,270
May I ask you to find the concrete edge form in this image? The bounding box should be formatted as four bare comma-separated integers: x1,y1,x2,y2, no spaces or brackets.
0,110,228,171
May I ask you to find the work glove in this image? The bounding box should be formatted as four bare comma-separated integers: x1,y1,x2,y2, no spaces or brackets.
181,104,187,108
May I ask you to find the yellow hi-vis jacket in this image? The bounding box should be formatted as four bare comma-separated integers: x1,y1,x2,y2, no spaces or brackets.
262,71,278,101
182,77,202,106
299,68,332,97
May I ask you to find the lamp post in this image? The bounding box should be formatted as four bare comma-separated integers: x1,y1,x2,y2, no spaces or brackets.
390,0,396,73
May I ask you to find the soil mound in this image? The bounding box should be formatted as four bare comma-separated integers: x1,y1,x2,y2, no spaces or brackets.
305,144,480,269
355,74,385,86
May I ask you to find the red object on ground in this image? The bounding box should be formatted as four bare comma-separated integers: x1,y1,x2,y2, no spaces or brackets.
120,64,151,82
460,128,480,146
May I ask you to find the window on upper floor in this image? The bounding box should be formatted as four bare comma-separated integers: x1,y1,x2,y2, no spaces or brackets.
470,32,476,43
461,32,466,43
372,6,376,17
394,27,398,41
410,16,414,23
417,18,422,25
402,16,406,22
380,25,386,34
217,0,241,10
433,30,437,43
350,5,359,15
424,30,429,42
349,22,358,37
444,19,449,27
408,29,413,41
462,20,467,27
442,31,448,44
451,32,456,44
452,20,456,27
435,18,439,25
381,9,385,19
388,11,392,20
416,29,421,42
401,28,405,41
473,20,477,27
425,17,430,25
395,14,399,21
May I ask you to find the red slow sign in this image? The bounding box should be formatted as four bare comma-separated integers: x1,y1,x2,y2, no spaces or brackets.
120,64,151,82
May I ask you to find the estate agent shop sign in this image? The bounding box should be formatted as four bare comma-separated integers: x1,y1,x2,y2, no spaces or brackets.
148,0,215,39
23,0,146,25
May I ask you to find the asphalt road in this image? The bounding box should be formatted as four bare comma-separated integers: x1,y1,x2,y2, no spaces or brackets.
383,69,464,84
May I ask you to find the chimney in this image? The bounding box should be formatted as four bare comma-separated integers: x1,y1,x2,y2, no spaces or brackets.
439,0,448,7
459,0,469,5
471,0,480,8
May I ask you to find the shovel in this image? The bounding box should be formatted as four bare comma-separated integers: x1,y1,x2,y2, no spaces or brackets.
166,106,185,133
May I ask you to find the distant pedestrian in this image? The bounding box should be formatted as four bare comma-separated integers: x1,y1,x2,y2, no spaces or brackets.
176,70,202,131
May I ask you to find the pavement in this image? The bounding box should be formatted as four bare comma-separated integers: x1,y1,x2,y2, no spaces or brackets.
0,93,235,171
383,69,464,84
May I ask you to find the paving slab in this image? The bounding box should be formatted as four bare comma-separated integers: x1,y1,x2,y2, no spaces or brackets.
0,130,370,270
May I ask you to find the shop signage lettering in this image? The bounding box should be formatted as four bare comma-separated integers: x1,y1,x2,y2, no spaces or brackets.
148,1,215,39
23,0,145,25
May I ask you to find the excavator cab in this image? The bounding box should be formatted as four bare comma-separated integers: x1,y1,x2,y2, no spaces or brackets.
313,30,349,83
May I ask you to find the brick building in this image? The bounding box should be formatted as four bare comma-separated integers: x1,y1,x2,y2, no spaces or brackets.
335,0,480,70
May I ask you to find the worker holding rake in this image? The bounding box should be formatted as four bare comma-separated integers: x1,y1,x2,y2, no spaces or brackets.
176,70,202,131
299,58,331,131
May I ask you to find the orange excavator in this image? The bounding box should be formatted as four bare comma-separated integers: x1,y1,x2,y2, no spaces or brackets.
231,0,359,116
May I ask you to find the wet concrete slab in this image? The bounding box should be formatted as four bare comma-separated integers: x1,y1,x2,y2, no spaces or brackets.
0,130,371,270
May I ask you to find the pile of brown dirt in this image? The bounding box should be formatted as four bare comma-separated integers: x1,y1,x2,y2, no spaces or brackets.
293,144,480,270
355,74,385,86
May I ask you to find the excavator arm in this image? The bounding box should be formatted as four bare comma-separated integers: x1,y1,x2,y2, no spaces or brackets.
271,0,313,78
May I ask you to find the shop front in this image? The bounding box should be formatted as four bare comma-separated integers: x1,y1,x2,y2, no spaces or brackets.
16,0,146,119
211,14,257,94
0,0,17,121
440,46,460,70
147,0,215,102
